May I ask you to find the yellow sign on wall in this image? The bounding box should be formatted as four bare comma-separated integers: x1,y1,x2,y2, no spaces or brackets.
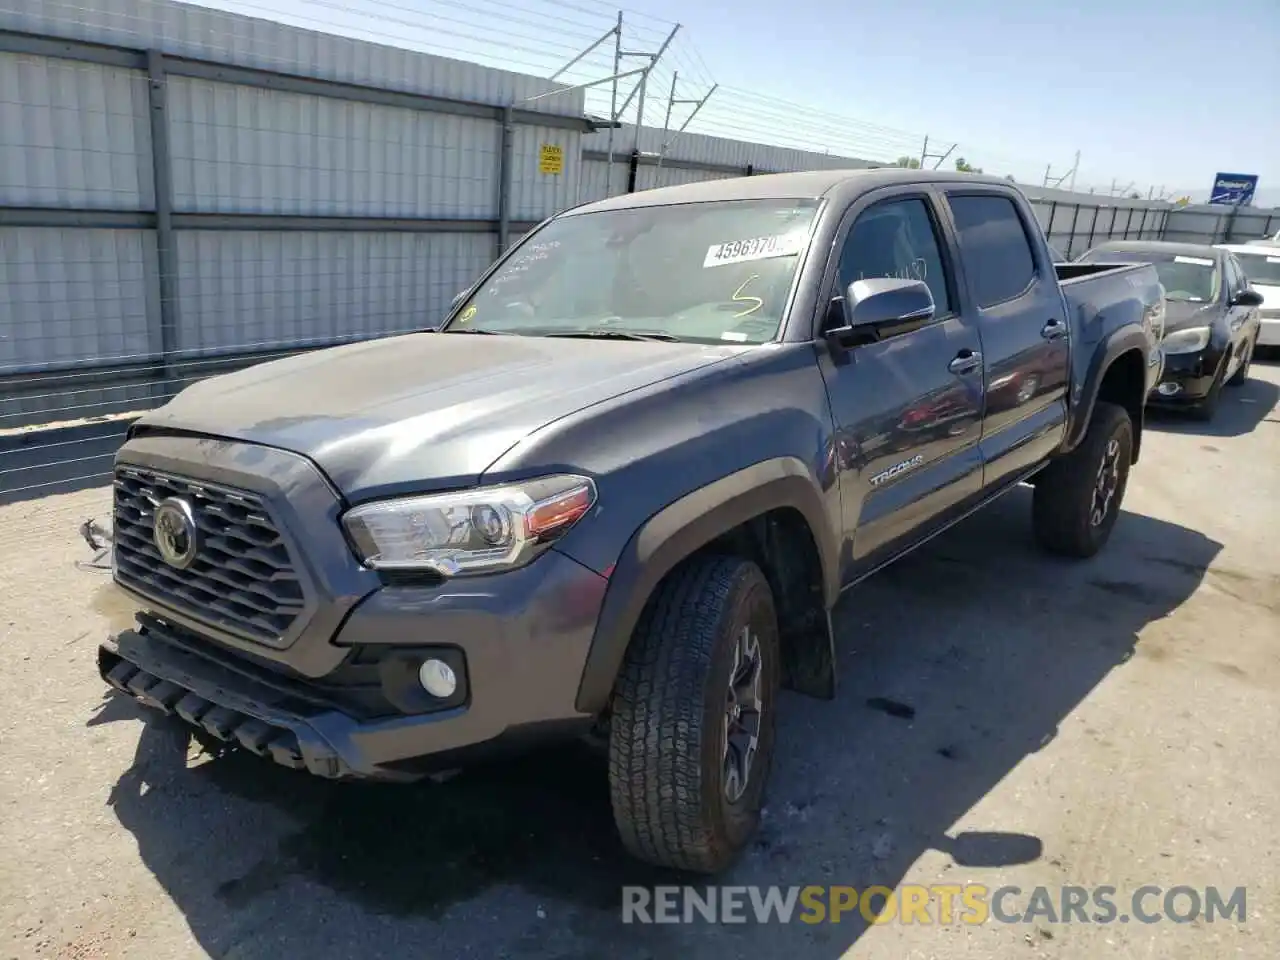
539,143,564,175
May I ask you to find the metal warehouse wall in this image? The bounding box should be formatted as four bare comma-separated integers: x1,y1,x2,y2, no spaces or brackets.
578,123,879,202
1162,203,1279,246
3,0,1280,501
579,126,1278,261
0,0,589,444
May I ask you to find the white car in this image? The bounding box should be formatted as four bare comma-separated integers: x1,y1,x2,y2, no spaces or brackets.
1216,241,1280,347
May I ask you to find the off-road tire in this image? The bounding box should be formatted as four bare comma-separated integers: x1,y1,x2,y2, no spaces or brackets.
607,554,780,874
1227,338,1254,387
1032,401,1133,558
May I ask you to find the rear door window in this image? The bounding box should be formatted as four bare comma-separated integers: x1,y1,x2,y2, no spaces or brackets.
946,194,1038,307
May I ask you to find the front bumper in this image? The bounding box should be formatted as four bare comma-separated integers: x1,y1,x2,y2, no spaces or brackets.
102,433,609,779
1147,349,1223,405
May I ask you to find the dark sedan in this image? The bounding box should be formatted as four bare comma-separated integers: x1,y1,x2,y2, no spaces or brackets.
1075,240,1264,420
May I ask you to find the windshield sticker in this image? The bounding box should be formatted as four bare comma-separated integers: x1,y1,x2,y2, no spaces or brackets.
704,231,805,268
1268,257,1280,265
720,330,750,342
730,275,765,317
1173,256,1214,266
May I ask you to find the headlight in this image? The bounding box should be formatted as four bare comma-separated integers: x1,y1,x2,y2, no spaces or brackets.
342,474,596,576
1161,326,1211,355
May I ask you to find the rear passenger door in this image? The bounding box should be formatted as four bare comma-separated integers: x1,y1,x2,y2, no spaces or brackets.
941,191,1070,488
814,190,986,580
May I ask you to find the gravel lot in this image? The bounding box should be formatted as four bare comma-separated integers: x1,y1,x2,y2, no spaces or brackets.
2,363,1277,960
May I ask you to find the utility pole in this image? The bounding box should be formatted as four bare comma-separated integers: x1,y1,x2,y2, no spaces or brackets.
918,134,956,170
615,23,680,182
605,11,623,197
543,14,679,198
1044,151,1080,191
656,71,718,169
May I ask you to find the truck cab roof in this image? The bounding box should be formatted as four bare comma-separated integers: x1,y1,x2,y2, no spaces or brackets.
565,168,1023,215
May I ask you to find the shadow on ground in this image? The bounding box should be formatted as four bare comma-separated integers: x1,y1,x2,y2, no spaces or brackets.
93,487,1222,959
1145,371,1279,438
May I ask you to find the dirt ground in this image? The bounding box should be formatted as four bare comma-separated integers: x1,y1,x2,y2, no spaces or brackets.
2,363,1277,960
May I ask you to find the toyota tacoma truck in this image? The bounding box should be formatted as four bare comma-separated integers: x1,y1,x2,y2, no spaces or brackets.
98,169,1165,874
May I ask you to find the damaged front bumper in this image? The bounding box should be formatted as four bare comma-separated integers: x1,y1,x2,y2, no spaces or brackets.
99,619,412,780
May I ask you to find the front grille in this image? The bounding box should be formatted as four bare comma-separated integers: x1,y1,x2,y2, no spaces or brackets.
112,465,305,646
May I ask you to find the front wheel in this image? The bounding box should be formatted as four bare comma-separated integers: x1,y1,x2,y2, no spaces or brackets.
1192,360,1226,420
607,554,780,873
1032,401,1133,558
1227,338,1254,387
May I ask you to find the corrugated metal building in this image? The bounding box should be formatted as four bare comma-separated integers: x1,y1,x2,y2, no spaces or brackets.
1,0,1277,459
1,0,590,424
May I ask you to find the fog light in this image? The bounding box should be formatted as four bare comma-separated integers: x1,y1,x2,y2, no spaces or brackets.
418,658,458,698
1157,381,1181,396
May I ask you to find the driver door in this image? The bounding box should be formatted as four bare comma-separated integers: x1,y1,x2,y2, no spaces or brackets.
814,190,986,582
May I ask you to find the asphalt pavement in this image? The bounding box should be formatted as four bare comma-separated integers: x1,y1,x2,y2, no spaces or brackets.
1,364,1277,960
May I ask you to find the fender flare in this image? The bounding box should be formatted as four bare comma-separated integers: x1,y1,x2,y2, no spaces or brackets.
1064,325,1151,454
573,457,840,715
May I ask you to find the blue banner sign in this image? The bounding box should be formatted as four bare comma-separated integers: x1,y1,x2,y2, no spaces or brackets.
1208,173,1258,206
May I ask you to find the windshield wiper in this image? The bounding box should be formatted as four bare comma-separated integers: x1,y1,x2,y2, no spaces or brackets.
540,330,682,343
442,326,505,334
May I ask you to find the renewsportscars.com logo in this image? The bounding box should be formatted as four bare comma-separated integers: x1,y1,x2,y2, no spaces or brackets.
621,884,1248,926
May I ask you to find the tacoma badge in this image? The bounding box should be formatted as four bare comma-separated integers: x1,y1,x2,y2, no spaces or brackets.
869,454,924,487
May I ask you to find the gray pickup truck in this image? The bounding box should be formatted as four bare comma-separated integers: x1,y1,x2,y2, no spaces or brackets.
99,169,1165,874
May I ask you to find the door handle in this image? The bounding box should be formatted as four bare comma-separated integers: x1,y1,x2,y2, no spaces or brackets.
1041,318,1067,340
949,349,982,375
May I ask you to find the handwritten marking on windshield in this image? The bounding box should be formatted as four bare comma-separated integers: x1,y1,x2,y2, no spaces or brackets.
731,275,765,318
854,259,928,283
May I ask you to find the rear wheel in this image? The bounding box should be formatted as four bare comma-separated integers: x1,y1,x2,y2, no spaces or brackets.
607,554,780,873
1032,401,1133,558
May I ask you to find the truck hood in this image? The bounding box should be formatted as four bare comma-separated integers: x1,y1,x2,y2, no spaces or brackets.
139,332,739,498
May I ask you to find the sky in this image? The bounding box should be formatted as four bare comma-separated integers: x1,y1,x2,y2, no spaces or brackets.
193,0,1280,206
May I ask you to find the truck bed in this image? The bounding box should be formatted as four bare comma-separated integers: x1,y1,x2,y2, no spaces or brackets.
1055,261,1161,318
1054,261,1147,284
1054,260,1164,402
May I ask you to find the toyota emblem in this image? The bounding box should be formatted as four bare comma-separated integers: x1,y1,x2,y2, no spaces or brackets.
153,497,198,569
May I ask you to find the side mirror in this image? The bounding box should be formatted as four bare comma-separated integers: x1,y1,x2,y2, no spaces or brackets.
1231,287,1264,308
824,277,936,347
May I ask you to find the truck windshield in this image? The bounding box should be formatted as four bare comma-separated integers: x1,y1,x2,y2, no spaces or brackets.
446,199,821,344
1233,252,1280,286
1081,249,1220,303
